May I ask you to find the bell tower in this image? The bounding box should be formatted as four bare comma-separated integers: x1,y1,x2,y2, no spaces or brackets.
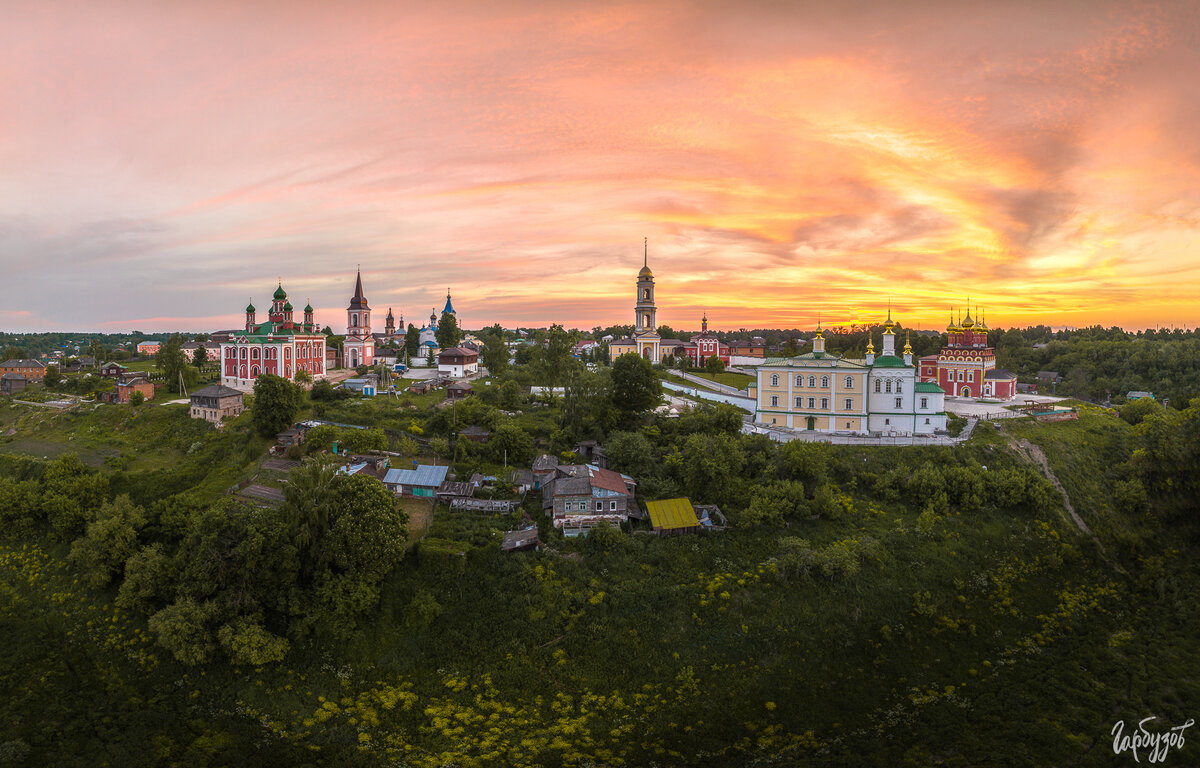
632,238,661,362
343,268,374,368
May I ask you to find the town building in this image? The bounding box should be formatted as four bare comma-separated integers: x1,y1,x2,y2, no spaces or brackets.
98,362,127,378
0,359,46,380
115,376,156,404
343,269,375,369
917,309,1016,399
541,463,636,533
437,346,479,378
189,384,245,424
609,242,662,362
383,464,450,498
754,311,947,435
219,280,327,391
681,314,729,367
136,340,161,357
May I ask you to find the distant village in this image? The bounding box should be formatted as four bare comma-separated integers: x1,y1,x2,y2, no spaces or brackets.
1,249,1124,543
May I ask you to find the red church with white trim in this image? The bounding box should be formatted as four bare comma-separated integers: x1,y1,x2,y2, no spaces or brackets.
220,280,327,391
682,314,729,366
917,308,1016,400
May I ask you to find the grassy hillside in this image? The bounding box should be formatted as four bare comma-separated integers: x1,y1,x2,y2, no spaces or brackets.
0,397,1197,766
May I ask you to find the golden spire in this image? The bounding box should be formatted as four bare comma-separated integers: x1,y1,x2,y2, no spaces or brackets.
866,337,875,353
903,330,913,354
883,300,896,334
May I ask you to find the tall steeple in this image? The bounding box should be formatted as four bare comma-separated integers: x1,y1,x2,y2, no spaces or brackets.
701,312,708,334
344,268,374,368
443,288,456,317
813,314,825,356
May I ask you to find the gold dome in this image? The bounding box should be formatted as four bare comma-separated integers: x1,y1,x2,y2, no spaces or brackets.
638,265,654,278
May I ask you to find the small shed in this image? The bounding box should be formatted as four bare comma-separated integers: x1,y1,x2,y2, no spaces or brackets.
436,480,475,502
501,527,540,553
276,426,308,447
0,373,29,395
646,498,703,534
460,425,490,443
409,380,437,395
448,381,474,400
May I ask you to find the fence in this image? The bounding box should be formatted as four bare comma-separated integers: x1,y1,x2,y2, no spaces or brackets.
450,498,521,513
744,417,978,447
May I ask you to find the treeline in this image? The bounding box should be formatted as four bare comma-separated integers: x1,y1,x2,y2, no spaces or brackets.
995,334,1200,406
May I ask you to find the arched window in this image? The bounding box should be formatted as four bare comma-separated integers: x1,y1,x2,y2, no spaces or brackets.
808,375,816,387
807,397,815,409
251,365,259,377
351,314,358,327
896,382,902,394
240,348,247,360
770,374,779,387
643,288,650,300
821,376,829,388
885,380,892,393
284,347,291,360
845,376,853,389
794,375,802,386
251,348,259,360
874,379,881,393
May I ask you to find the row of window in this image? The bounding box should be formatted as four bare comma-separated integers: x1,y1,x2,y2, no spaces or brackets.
769,374,856,389
874,379,902,393
769,395,932,410
563,500,620,512
226,345,322,361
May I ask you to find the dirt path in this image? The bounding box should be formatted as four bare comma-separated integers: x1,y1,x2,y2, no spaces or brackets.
1010,437,1107,554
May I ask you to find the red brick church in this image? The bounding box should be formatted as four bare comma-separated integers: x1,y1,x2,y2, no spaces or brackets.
917,308,1016,399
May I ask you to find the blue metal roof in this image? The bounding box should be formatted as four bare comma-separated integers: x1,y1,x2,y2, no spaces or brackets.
443,292,455,315
383,464,449,488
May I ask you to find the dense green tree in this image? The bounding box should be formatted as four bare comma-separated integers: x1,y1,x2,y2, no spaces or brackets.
666,431,745,510
435,312,462,350
42,364,61,389
217,616,290,665
154,334,199,393
609,352,661,422
490,423,533,466
482,333,509,377
704,354,726,375
605,430,656,480
561,367,616,439
129,390,145,406
251,374,304,438
148,598,219,665
67,494,147,588
192,345,208,368
1119,397,1161,425
116,543,175,613
404,323,420,358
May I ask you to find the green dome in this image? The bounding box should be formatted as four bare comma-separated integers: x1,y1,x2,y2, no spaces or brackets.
304,302,313,313
246,301,256,313
273,282,287,300
284,301,293,311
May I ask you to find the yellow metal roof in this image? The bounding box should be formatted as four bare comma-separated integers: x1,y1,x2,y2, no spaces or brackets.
646,498,699,530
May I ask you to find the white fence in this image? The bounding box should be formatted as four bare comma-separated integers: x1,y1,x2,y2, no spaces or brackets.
662,380,756,410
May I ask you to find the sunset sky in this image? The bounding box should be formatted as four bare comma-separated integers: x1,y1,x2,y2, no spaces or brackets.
1,0,1198,334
